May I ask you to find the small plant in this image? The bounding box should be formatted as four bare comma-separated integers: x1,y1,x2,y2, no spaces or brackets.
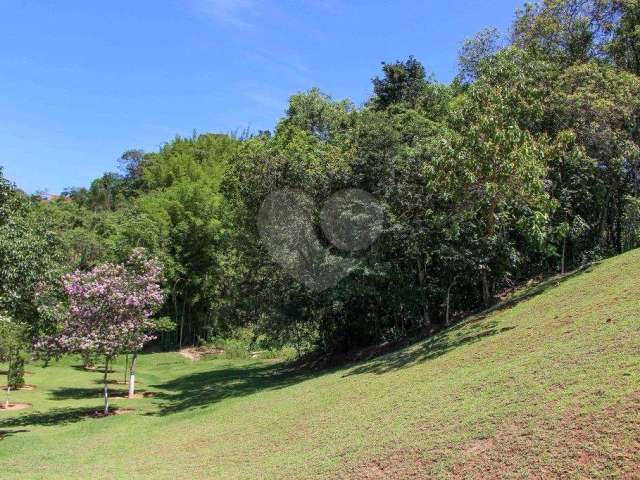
81,351,99,369
7,353,26,389
0,315,28,407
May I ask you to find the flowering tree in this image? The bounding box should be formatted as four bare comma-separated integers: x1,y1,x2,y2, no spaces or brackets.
37,249,163,414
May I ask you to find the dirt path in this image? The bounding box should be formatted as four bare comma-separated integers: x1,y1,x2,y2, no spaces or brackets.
178,347,224,361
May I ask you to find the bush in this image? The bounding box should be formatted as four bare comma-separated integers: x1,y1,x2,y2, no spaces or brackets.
8,355,26,389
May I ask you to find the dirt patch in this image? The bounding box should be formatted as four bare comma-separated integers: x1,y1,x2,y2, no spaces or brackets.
463,438,495,455
88,408,135,418
448,393,640,479
84,366,116,373
110,391,155,399
1,384,36,391
105,379,144,386
179,347,225,361
106,380,129,385
343,394,640,479
0,403,31,411
342,449,436,479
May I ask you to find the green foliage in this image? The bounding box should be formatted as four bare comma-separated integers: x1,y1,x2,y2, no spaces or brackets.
0,314,28,389
152,316,177,334
371,56,431,109
457,27,502,83
7,355,25,389
0,169,64,339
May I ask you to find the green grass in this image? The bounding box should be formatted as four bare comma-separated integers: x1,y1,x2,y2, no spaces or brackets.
1,250,639,479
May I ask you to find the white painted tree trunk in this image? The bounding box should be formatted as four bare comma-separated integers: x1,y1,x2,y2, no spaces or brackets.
103,357,110,415
128,374,135,398
5,357,12,408
128,352,138,398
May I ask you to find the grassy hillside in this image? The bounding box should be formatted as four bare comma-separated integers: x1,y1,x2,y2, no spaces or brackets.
1,250,639,479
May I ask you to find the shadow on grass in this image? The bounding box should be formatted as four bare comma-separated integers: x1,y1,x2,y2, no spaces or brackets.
0,407,95,428
9,265,594,421
49,387,129,401
477,265,592,320
343,266,593,377
149,362,320,416
148,268,593,414
0,429,29,439
344,321,514,376
70,365,116,374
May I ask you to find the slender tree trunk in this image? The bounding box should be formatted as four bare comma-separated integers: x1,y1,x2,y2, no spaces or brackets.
124,354,129,384
128,352,138,398
561,237,566,274
599,194,609,249
173,279,182,348
417,259,430,329
103,356,110,415
179,299,186,349
616,193,623,254
481,271,491,307
445,277,457,327
5,355,11,408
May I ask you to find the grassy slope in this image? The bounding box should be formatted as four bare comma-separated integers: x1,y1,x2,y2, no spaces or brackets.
1,250,639,479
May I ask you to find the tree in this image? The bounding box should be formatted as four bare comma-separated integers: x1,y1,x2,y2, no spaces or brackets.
450,49,554,305
371,56,430,109
37,249,163,414
552,61,640,256
511,0,619,65
606,0,640,75
0,315,28,407
458,27,502,83
0,169,63,387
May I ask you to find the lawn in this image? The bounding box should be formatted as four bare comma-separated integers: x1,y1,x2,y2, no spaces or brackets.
1,250,639,479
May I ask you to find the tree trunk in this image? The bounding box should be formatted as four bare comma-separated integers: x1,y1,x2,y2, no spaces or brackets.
5,355,11,408
128,352,138,398
103,356,110,415
416,259,430,329
616,193,623,254
445,277,457,327
124,354,129,384
178,299,186,349
599,194,609,249
481,271,491,306
561,237,566,274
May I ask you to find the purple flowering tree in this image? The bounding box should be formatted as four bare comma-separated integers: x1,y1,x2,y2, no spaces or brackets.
37,249,163,415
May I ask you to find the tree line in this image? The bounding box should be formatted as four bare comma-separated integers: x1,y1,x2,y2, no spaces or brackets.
1,1,639,367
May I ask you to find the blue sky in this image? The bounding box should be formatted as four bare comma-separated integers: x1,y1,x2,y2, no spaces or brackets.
0,0,524,194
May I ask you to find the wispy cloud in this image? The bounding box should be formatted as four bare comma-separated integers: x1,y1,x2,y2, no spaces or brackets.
305,0,344,14
248,47,312,76
188,0,257,30
242,91,286,112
